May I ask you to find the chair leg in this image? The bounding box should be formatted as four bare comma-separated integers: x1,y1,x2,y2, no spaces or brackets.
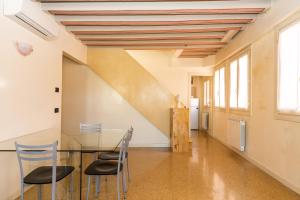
117,173,120,200
126,157,131,182
122,170,127,199
20,182,24,200
96,176,101,196
69,172,74,200
86,176,91,200
38,185,42,200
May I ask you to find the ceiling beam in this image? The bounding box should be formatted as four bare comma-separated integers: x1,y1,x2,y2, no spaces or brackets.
72,27,241,35
221,29,240,42
41,0,238,2
80,35,223,41
76,32,226,39
181,51,217,55
55,14,257,21
83,41,226,45
49,8,265,16
179,55,208,58
61,19,252,26
41,1,271,11
122,46,222,50
68,24,243,31
85,43,225,48
182,48,220,52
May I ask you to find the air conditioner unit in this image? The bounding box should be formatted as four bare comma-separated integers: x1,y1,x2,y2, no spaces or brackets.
3,0,59,40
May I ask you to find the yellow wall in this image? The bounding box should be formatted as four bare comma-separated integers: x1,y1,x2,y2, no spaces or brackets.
62,57,170,147
213,12,300,194
87,48,176,137
127,50,214,106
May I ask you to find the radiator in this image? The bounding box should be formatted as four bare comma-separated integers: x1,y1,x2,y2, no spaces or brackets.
228,119,246,152
201,112,209,130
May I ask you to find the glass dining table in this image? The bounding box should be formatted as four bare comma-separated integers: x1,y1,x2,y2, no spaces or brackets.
0,128,126,200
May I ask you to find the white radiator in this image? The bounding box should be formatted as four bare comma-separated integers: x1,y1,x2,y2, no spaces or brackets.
228,119,246,152
201,112,209,130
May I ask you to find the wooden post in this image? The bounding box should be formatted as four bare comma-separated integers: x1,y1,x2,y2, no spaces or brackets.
170,108,190,152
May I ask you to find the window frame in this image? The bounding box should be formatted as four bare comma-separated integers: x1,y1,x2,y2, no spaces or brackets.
203,79,210,107
228,49,251,113
214,65,226,110
275,18,300,122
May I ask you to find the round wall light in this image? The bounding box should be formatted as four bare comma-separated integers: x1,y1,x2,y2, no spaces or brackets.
15,42,33,56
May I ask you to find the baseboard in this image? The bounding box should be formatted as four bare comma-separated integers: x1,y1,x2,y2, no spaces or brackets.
211,135,300,195
129,142,170,148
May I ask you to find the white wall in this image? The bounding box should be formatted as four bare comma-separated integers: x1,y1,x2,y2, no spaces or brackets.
127,50,214,106
62,58,169,147
0,0,86,142
0,1,87,198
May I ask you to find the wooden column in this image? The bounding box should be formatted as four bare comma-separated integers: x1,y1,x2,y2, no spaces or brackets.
170,108,190,152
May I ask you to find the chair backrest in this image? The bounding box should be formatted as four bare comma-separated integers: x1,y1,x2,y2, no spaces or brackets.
117,131,131,165
15,141,58,199
128,126,134,141
80,123,101,133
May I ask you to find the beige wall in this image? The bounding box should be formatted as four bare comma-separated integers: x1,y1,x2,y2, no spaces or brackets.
127,50,214,106
62,58,169,147
213,10,300,195
87,48,176,137
0,0,86,142
0,1,86,198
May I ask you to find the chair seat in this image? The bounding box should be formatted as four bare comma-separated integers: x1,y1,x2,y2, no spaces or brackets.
24,166,74,185
98,152,128,160
85,160,122,175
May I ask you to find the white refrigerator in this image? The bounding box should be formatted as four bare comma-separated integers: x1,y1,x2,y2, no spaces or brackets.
190,98,200,130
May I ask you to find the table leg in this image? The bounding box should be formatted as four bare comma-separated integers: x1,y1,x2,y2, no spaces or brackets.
80,152,83,200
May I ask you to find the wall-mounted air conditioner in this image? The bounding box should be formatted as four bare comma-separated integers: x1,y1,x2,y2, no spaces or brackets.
3,0,59,40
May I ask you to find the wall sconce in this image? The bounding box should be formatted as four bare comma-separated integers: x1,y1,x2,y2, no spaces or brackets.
15,42,33,56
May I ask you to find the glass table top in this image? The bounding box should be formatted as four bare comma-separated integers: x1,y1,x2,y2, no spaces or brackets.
0,128,126,152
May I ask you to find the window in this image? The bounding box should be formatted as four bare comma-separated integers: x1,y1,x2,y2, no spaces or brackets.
214,67,225,108
229,53,250,110
277,21,300,113
204,80,210,106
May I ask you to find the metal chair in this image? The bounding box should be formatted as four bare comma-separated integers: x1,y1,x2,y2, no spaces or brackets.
98,127,133,182
80,122,102,194
15,141,74,200
85,131,131,200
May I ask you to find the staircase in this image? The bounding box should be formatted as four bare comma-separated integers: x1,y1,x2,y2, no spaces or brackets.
87,48,176,137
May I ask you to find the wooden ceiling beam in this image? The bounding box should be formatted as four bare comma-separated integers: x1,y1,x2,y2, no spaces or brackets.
41,0,237,2
61,19,252,26
179,55,208,58
76,32,226,39
41,1,270,11
72,27,242,35
80,35,223,41
49,8,265,16
83,41,226,46
182,48,220,52
181,51,217,55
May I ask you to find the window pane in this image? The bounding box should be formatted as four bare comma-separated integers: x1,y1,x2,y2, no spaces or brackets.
214,71,220,107
220,68,225,108
238,55,249,109
278,23,299,111
230,61,238,108
204,82,207,106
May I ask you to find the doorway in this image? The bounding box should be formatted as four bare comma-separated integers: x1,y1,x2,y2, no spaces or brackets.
189,76,212,134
